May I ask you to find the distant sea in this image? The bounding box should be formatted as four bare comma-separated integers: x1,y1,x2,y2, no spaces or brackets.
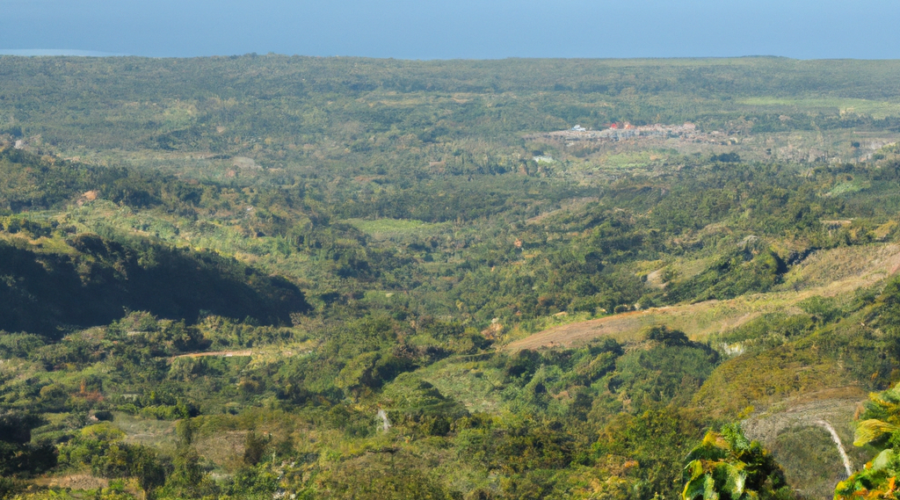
0,49,125,57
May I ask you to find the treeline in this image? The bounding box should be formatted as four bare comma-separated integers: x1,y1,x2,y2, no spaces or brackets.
4,55,900,102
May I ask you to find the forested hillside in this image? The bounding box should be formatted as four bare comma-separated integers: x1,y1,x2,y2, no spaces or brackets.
2,56,900,499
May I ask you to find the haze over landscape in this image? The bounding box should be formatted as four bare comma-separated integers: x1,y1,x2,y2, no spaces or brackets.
5,2,900,500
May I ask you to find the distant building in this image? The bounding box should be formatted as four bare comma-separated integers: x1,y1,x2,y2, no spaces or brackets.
538,121,703,143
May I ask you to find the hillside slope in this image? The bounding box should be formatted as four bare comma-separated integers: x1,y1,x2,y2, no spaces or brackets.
507,242,900,350
5,56,900,500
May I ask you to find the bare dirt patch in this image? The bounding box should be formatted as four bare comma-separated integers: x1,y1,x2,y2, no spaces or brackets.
504,302,753,351
525,197,599,225
194,430,248,469
116,413,177,449
232,157,261,169
35,474,109,490
173,350,253,359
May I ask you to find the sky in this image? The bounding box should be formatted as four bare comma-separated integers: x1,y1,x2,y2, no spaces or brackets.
1,0,899,60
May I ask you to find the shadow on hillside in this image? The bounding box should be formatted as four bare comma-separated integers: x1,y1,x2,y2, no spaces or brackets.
0,234,310,338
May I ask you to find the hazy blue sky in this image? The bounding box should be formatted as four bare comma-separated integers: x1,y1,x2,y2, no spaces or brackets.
1,0,898,59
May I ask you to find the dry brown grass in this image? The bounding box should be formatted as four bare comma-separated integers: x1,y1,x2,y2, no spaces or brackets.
116,413,177,451
524,197,599,225
173,350,253,359
506,243,900,351
33,474,109,490
776,243,900,291
194,430,249,469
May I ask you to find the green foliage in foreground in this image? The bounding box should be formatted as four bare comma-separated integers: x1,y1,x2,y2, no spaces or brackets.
836,383,900,500
682,424,792,500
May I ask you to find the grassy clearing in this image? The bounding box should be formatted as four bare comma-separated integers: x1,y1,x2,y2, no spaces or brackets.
343,218,450,239
827,180,870,197
415,358,507,414
597,150,668,169
776,243,900,291
116,413,178,451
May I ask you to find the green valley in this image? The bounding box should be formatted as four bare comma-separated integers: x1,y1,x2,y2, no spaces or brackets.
2,56,900,499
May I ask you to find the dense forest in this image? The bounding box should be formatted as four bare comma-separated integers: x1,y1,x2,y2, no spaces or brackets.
2,56,900,499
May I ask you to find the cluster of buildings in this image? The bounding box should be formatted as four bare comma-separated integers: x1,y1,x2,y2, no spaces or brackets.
553,122,699,141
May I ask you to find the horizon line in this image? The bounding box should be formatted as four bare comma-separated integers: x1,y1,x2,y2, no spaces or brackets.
2,50,898,62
